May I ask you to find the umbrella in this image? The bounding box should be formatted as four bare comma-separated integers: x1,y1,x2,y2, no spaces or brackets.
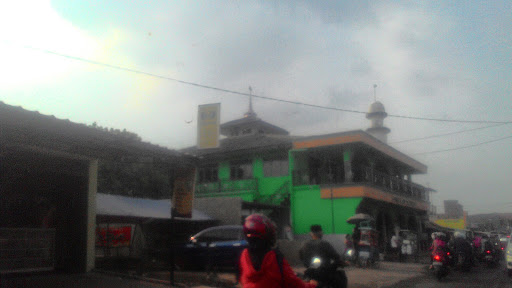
346,213,374,224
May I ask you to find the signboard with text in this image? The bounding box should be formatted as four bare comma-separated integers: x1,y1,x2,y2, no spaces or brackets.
197,103,220,149
96,226,132,247
434,218,466,230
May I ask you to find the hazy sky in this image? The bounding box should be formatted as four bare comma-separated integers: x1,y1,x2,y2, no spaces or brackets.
1,1,511,215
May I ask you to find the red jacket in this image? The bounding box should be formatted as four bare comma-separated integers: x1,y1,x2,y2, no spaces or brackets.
239,249,316,288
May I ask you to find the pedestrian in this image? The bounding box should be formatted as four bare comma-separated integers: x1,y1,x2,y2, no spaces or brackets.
390,233,401,261
238,214,317,288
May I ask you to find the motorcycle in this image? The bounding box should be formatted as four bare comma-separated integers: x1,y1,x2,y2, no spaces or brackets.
358,244,379,268
357,227,379,267
343,248,356,265
483,248,499,267
455,251,471,272
303,256,348,288
431,250,450,281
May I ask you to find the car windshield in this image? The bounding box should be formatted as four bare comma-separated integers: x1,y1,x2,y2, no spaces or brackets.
194,227,242,242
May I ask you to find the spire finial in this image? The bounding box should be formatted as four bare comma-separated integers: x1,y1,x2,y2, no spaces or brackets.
245,86,257,117
249,86,253,113
373,84,377,102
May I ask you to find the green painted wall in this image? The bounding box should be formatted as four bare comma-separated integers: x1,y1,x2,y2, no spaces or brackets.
219,162,230,180
253,158,264,178
253,156,289,199
291,185,362,235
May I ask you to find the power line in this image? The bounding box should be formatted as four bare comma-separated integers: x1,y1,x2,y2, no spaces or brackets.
414,134,512,156
391,123,510,144
11,43,512,125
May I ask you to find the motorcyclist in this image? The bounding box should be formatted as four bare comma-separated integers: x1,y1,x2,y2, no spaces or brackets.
299,224,347,288
431,232,447,253
238,214,317,288
429,232,447,269
299,225,342,268
452,231,472,268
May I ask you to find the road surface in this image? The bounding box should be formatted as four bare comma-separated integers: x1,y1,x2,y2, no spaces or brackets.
388,262,512,288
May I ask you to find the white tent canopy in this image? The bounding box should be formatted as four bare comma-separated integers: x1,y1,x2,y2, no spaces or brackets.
96,193,212,221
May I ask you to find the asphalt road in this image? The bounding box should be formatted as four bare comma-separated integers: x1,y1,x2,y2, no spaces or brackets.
388,262,512,288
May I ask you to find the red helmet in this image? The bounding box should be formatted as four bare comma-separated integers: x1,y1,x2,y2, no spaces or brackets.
243,214,276,243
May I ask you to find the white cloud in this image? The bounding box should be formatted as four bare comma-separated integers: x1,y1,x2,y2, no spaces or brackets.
0,0,102,87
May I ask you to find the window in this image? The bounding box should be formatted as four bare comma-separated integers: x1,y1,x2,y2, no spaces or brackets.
230,162,253,180
198,166,218,183
263,160,289,177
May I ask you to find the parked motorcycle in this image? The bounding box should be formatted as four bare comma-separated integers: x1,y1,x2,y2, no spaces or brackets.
303,256,348,288
358,244,379,268
431,250,450,281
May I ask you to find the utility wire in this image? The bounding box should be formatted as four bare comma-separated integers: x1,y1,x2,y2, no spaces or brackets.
414,134,512,156
11,43,512,125
391,123,510,144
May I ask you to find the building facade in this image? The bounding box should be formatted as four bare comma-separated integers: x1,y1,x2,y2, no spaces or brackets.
186,101,431,250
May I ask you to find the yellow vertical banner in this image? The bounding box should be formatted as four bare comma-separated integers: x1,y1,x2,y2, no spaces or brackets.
197,103,220,149
172,167,196,218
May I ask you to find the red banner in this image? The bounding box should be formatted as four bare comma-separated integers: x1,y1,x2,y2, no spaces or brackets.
96,226,132,247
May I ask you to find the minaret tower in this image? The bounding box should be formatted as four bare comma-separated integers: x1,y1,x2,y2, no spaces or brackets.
366,84,391,143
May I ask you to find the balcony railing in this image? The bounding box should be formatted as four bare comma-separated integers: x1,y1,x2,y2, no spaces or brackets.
292,167,427,202
292,169,344,186
196,178,258,196
362,167,427,201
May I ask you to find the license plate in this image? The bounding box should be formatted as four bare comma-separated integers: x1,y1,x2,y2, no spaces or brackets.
360,251,370,257
433,262,442,266
486,255,492,259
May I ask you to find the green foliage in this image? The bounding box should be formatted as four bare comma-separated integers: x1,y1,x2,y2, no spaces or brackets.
89,122,172,199
97,160,173,199
90,122,142,142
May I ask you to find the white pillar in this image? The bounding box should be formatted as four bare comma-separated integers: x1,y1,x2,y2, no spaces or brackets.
86,159,98,272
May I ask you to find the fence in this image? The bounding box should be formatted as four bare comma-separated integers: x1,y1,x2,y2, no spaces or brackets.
0,228,55,273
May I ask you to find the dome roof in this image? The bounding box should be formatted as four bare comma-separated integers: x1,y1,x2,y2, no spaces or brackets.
368,101,386,114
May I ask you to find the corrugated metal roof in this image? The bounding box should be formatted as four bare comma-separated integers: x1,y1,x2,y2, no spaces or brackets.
182,134,301,156
220,116,289,135
0,101,194,163
96,193,212,221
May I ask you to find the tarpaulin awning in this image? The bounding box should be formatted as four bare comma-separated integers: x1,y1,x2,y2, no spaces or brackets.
96,193,213,221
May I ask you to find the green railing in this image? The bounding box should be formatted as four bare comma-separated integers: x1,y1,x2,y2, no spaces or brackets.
196,179,258,196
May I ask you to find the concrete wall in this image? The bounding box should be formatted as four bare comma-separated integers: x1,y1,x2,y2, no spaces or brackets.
194,197,243,225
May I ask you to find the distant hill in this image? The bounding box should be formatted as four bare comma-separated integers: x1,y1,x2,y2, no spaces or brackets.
469,213,512,221
467,213,512,232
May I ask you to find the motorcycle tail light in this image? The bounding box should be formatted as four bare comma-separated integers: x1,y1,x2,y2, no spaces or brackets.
446,252,450,256
486,250,491,254
434,255,441,261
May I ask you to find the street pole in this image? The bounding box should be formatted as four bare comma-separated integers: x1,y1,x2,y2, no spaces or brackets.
331,186,335,234
169,167,175,287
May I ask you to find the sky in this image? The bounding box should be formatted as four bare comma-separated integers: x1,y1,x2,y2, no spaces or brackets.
1,0,511,215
